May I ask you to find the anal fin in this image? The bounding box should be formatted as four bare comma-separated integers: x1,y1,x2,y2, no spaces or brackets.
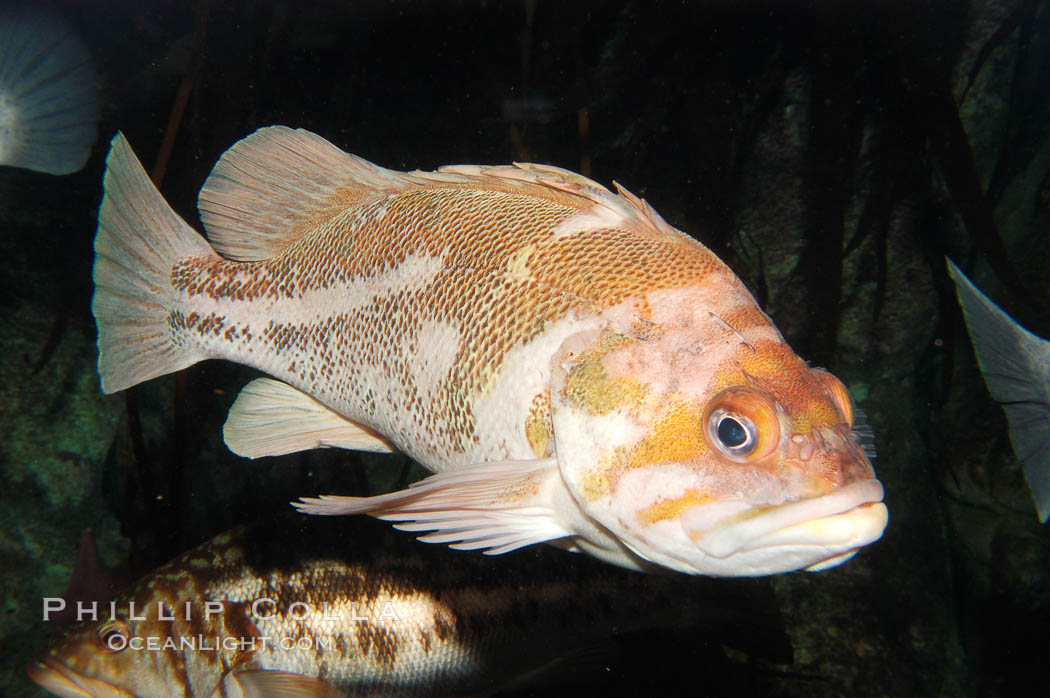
222,669,343,698
294,458,571,555
223,378,396,458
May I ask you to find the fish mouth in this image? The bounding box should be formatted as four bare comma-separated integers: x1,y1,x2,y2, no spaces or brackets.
27,658,123,698
681,479,887,572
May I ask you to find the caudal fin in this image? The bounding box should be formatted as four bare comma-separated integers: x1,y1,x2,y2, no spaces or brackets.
0,8,99,174
92,133,216,393
947,258,1050,523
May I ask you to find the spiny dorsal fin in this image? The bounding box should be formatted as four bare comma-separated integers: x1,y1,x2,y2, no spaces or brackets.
611,180,692,242
435,161,614,198
197,126,410,261
431,162,689,243
224,377,396,458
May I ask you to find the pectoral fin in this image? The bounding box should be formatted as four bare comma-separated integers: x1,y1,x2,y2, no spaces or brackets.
221,669,343,698
294,458,571,555
224,378,396,458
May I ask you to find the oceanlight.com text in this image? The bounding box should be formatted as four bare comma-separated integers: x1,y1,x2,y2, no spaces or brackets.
104,634,334,653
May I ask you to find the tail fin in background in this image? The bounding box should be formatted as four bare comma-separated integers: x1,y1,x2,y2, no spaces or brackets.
946,258,1050,523
0,8,99,174
92,133,216,394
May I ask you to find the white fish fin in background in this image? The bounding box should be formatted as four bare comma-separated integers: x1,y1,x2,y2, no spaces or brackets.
946,258,1050,523
223,669,343,698
295,458,571,554
0,8,98,174
92,134,217,394
197,125,417,261
224,377,397,458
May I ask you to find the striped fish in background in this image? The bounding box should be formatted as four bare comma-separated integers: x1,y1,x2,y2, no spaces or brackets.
29,516,789,697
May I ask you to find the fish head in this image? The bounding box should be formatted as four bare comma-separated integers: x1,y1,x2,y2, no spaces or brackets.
549,315,887,576
28,617,141,698
28,593,249,697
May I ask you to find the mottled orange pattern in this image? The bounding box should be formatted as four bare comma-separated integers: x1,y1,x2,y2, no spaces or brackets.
169,180,740,457
720,339,844,430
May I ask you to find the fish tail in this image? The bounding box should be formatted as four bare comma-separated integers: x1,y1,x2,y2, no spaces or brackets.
947,258,1050,523
0,8,99,174
92,133,216,394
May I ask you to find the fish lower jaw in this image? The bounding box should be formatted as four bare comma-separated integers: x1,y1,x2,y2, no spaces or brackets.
753,500,889,573
675,479,887,575
27,658,129,698
27,660,91,698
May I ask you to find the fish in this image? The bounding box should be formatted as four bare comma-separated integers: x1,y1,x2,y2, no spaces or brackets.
28,516,788,697
49,530,132,627
946,258,1050,523
0,7,99,174
92,126,887,576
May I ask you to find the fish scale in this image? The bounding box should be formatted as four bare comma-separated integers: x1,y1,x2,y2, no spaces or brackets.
90,126,887,575
174,163,736,464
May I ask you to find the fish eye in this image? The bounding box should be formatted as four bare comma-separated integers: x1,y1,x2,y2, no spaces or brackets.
702,387,780,462
710,410,757,456
96,621,129,653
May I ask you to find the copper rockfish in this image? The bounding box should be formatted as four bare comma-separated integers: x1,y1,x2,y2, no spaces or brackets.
31,518,758,697
93,127,888,575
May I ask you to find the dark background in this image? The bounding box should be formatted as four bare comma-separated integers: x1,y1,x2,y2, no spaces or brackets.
2,0,1048,695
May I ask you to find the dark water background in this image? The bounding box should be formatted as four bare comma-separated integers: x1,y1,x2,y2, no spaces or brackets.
2,0,1048,695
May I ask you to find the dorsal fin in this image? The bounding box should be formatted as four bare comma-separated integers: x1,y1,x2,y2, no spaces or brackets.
430,162,689,243
435,161,614,198
197,126,411,261
199,126,691,261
